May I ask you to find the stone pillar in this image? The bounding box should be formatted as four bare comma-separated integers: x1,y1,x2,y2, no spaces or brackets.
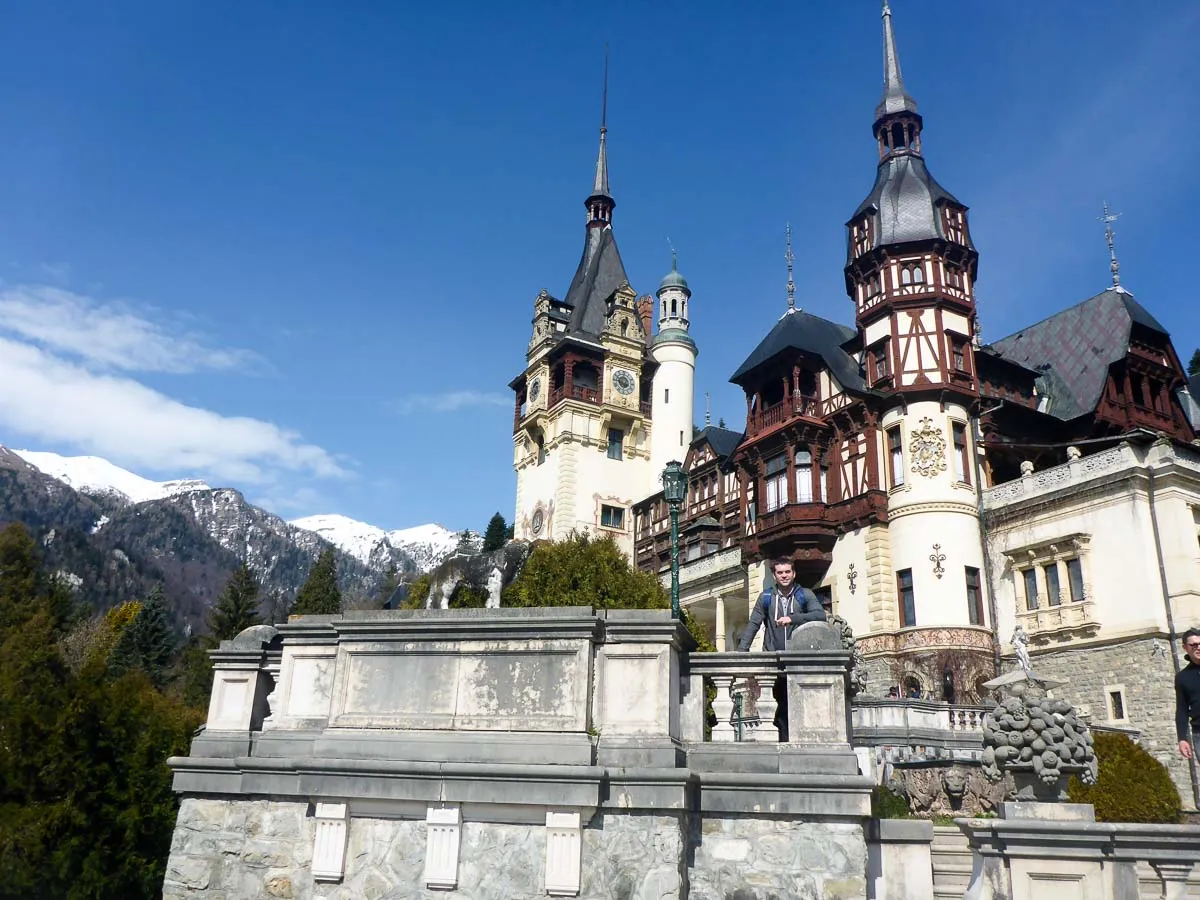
203,625,278,750
781,622,852,746
867,819,933,900
715,596,727,651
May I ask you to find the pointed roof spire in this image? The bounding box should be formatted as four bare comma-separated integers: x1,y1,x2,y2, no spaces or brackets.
876,1,919,122
785,222,797,312
705,391,711,427
591,45,611,199
1099,202,1123,289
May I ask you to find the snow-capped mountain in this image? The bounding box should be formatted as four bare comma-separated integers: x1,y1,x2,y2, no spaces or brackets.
13,449,210,504
290,513,462,573
6,448,457,577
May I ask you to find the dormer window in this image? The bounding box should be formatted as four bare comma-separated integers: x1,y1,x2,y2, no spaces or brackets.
852,218,873,257
944,208,967,245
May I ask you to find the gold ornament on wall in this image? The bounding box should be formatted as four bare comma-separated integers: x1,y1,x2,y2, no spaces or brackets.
909,417,948,477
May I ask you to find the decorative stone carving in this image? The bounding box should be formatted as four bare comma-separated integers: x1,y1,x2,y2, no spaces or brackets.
1020,460,1035,476
544,810,582,896
980,671,1097,801
423,806,461,889
829,614,867,696
1066,445,1081,460
908,417,948,477
311,802,349,882
486,567,503,608
889,765,1009,816
929,544,946,579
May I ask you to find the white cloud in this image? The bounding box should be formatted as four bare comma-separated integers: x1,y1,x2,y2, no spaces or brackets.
0,336,345,484
393,390,511,414
0,284,257,373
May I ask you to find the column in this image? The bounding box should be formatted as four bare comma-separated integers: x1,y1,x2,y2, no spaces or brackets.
715,596,727,651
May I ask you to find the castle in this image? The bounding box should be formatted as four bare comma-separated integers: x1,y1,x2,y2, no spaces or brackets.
509,4,1200,804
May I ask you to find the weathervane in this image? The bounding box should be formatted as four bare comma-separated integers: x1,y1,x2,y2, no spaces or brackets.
785,222,796,312
1098,202,1121,288
705,391,711,427
667,235,677,271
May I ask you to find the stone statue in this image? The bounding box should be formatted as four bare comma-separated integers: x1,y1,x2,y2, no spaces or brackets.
1011,625,1031,673
828,614,867,696
485,567,503,609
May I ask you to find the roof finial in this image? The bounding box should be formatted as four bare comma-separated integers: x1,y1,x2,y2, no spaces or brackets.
592,45,610,198
876,0,919,122
1098,202,1122,289
705,391,711,427
667,235,677,271
785,222,797,312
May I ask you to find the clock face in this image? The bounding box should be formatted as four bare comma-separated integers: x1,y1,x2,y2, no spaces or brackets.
529,378,541,401
531,508,544,535
612,369,636,396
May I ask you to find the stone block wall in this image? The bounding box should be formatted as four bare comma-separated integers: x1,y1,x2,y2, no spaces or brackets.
689,817,866,900
164,798,865,899
1028,637,1198,808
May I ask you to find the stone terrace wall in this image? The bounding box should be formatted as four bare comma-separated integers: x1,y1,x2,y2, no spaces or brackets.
165,798,862,899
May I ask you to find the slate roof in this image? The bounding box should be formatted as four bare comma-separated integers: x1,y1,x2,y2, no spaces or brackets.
848,154,970,263
989,287,1169,422
1181,376,1200,431
692,425,743,462
730,308,866,393
561,224,630,338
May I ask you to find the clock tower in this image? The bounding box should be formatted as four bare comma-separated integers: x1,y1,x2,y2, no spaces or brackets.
509,101,654,556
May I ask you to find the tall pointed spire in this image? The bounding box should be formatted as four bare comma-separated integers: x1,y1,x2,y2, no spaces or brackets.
877,1,919,121
1099,202,1122,289
785,222,797,312
585,46,615,227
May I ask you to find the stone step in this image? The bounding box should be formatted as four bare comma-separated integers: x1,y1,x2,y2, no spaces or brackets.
931,826,973,897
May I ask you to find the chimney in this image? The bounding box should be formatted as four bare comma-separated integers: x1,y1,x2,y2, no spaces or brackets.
637,295,653,340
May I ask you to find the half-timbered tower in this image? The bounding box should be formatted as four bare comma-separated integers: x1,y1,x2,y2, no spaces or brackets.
509,111,656,556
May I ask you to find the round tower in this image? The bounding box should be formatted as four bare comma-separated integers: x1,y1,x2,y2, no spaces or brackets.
649,255,698,479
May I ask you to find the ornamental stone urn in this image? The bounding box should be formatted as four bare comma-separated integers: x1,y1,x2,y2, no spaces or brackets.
979,669,1098,802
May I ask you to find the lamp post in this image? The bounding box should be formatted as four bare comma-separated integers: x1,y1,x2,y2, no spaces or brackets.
662,460,689,620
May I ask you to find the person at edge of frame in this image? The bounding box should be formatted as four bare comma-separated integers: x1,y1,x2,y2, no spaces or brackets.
1176,627,1200,760
737,558,828,740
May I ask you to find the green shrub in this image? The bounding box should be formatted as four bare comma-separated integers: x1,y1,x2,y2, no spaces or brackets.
1067,732,1181,823
871,785,910,819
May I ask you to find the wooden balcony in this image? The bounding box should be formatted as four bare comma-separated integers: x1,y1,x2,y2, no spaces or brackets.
746,397,823,437
743,492,887,565
548,384,601,408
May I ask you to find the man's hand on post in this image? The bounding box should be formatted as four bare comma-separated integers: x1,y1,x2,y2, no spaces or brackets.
1180,740,1193,760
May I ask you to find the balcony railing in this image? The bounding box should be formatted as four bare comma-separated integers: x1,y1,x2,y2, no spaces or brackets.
746,397,821,436
1017,598,1098,639
548,385,601,408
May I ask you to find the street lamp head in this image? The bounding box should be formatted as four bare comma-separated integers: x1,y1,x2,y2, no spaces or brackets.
662,460,688,505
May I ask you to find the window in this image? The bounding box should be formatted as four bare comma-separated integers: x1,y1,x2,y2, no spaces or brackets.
600,504,625,530
901,262,924,285
814,586,833,612
945,263,963,289
795,450,813,503
1022,568,1039,610
1066,558,1085,601
965,567,983,626
887,426,905,488
765,454,788,512
819,466,829,503
606,428,624,460
664,388,669,404
1108,689,1125,722
897,569,916,627
952,422,970,484
952,339,966,372
536,435,546,466
686,542,701,561
872,345,891,382
1044,563,1061,606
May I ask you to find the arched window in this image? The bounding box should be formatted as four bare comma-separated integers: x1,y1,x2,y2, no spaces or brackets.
670,298,677,317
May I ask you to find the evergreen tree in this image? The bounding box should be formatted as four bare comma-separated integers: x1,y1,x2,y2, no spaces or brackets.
292,547,341,615
504,523,514,541
110,585,176,687
1189,348,1200,377
717,417,727,428
208,563,262,641
502,530,667,610
375,564,401,608
482,512,508,552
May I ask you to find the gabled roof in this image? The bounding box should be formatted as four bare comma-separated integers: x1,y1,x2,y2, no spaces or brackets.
989,287,1170,421
692,425,743,462
730,308,865,392
1178,377,1200,431
562,224,630,338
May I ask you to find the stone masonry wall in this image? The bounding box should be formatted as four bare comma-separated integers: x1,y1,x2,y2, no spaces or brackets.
1029,637,1198,809
688,816,866,900
164,799,865,899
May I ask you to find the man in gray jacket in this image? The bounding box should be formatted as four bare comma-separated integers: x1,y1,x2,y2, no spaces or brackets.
737,558,828,740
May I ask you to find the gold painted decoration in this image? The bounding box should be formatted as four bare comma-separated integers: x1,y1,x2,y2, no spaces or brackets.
909,417,947,477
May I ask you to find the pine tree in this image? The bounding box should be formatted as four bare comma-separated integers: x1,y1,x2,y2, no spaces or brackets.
110,586,176,687
208,563,262,641
1189,348,1200,377
292,547,341,616
482,512,508,552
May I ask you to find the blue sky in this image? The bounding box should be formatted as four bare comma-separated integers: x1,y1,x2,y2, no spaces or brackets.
0,1,1196,532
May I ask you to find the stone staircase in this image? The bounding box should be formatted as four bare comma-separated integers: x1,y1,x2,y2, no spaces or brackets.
930,826,973,899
